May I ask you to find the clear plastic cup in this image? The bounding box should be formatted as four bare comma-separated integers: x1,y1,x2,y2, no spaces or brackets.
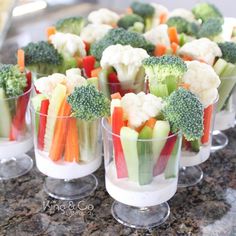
102,118,182,229
0,80,33,180
179,99,218,187
31,106,102,200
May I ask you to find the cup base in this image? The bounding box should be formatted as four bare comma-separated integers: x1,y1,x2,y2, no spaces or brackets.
178,166,203,188
0,154,33,180
211,130,228,152
44,174,98,200
111,201,170,229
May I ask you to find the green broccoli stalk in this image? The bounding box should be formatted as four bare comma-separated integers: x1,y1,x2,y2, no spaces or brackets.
90,28,155,60
142,55,187,98
192,2,223,23
0,64,27,98
117,14,144,33
130,1,155,31
162,87,204,141
214,42,236,111
67,84,110,161
23,41,77,76
197,18,223,41
55,16,85,35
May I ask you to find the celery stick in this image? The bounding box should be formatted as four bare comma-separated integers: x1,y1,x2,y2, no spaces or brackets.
213,58,228,76
138,126,153,185
120,127,139,182
164,138,180,179
0,88,11,138
98,69,110,98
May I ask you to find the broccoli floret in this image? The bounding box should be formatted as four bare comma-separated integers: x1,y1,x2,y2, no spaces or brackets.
130,1,155,31
218,42,236,64
186,22,200,37
0,64,27,97
166,17,189,34
23,41,77,75
67,84,110,121
162,87,204,141
55,16,85,35
192,2,223,23
197,18,222,40
142,55,187,98
90,28,155,60
117,14,144,30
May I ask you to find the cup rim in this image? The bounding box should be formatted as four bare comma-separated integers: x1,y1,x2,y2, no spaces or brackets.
101,117,182,142
0,85,32,101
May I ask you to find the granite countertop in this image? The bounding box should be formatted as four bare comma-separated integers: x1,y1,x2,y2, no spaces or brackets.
0,128,235,236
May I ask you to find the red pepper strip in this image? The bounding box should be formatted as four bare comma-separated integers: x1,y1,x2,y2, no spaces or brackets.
201,104,213,144
108,72,122,95
9,71,32,141
153,133,177,176
112,107,128,178
37,99,50,150
82,55,96,78
83,41,90,54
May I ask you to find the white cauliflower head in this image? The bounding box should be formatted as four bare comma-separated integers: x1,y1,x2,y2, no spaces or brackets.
183,60,221,107
88,8,120,26
100,44,149,83
150,3,169,27
168,8,198,23
50,32,86,58
143,24,170,47
178,38,222,65
80,23,112,44
121,92,163,128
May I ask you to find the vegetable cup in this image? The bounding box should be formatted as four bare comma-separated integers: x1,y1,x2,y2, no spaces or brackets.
179,99,218,187
0,72,33,180
212,76,236,151
31,105,102,200
102,118,182,229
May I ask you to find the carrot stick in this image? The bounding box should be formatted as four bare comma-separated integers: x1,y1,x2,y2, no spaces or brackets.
49,98,71,161
135,122,146,133
181,55,193,61
74,56,83,68
145,118,157,129
201,104,213,144
111,92,122,100
47,26,56,41
64,118,79,162
168,27,179,45
179,83,190,90
171,42,179,55
91,67,102,78
159,12,167,24
154,44,167,57
126,7,133,14
17,49,25,72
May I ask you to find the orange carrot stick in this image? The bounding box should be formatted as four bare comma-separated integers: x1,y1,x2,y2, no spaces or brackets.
159,12,167,24
179,83,190,90
171,42,179,55
64,118,79,162
201,104,213,144
135,122,146,133
145,118,157,129
17,49,25,72
168,27,179,45
181,55,193,61
49,98,71,161
74,56,83,68
154,44,167,57
91,67,102,78
111,92,122,100
47,26,56,41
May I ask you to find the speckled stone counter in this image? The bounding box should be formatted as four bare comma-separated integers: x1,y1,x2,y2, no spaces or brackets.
0,127,235,236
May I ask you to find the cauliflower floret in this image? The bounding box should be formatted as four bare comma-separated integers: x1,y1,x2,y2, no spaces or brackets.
183,60,221,107
150,3,169,27
168,8,198,23
50,32,86,58
88,8,120,26
35,73,67,95
65,68,87,93
178,38,222,65
80,23,112,44
121,92,163,128
143,24,170,47
100,44,149,82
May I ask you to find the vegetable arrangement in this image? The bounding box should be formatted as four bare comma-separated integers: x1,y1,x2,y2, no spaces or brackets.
0,50,32,140
32,68,110,163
